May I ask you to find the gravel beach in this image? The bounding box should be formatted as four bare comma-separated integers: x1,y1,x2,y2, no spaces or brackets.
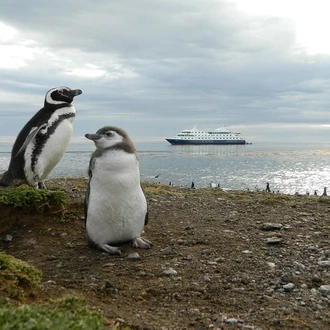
1,178,330,329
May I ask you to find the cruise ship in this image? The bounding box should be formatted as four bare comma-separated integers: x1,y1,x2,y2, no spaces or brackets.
165,127,247,145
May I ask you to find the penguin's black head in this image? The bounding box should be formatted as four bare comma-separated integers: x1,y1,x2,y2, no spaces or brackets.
85,126,135,153
45,86,82,106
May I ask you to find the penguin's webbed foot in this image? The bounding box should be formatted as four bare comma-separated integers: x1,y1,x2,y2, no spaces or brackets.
0,171,15,187
37,181,47,189
98,243,121,255
132,237,152,249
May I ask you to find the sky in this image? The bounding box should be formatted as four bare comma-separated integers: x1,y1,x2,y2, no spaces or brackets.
1,0,330,144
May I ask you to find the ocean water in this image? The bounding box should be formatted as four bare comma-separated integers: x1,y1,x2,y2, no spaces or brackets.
1,141,330,195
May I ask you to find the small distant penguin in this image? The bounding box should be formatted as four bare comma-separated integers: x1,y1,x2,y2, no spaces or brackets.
266,182,271,192
84,126,151,255
210,181,216,188
0,86,82,188
322,187,327,196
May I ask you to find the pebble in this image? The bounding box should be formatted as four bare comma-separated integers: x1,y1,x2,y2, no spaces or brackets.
310,288,319,295
103,262,115,267
162,268,178,276
317,260,330,267
189,308,200,314
319,285,330,295
90,276,97,283
261,223,283,231
4,234,13,242
281,273,293,283
294,262,306,272
267,262,276,269
204,275,211,283
127,253,141,260
161,247,173,255
311,274,323,283
225,318,238,324
266,237,282,245
115,318,125,324
283,283,295,292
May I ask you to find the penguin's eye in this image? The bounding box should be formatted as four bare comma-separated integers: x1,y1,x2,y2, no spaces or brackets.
106,132,113,137
58,89,69,95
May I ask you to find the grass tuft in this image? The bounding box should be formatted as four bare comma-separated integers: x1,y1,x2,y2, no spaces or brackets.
0,296,105,330
0,253,41,300
0,187,68,212
143,182,188,198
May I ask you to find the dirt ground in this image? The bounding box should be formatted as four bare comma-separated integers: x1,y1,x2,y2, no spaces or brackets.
1,178,330,330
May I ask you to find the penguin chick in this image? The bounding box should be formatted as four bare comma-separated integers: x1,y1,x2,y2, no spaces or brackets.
84,126,151,255
0,86,82,188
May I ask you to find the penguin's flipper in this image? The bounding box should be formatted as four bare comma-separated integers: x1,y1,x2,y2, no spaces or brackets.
15,124,47,157
140,184,148,226
84,157,95,223
144,211,149,226
84,181,90,223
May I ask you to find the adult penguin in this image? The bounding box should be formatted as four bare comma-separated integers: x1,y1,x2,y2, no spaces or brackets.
0,86,82,188
84,126,151,255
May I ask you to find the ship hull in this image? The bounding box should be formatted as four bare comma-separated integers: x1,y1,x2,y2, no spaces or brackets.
166,139,246,145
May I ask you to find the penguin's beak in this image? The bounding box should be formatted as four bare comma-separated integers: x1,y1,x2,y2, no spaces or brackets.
70,89,82,97
85,133,101,141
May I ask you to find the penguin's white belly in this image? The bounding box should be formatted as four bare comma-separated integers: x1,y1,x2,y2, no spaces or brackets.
25,119,73,184
86,152,147,245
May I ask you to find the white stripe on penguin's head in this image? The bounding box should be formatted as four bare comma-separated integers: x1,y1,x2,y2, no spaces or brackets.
45,86,82,105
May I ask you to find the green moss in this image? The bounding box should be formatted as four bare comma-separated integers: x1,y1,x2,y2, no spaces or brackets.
258,193,292,205
0,253,41,299
318,197,330,204
0,187,68,212
258,198,278,205
143,182,189,198
0,256,112,329
0,297,105,330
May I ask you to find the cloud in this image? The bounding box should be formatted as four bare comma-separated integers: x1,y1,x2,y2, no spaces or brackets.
0,0,330,142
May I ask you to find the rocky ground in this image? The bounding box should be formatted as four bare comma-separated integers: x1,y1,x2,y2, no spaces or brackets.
1,178,330,329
